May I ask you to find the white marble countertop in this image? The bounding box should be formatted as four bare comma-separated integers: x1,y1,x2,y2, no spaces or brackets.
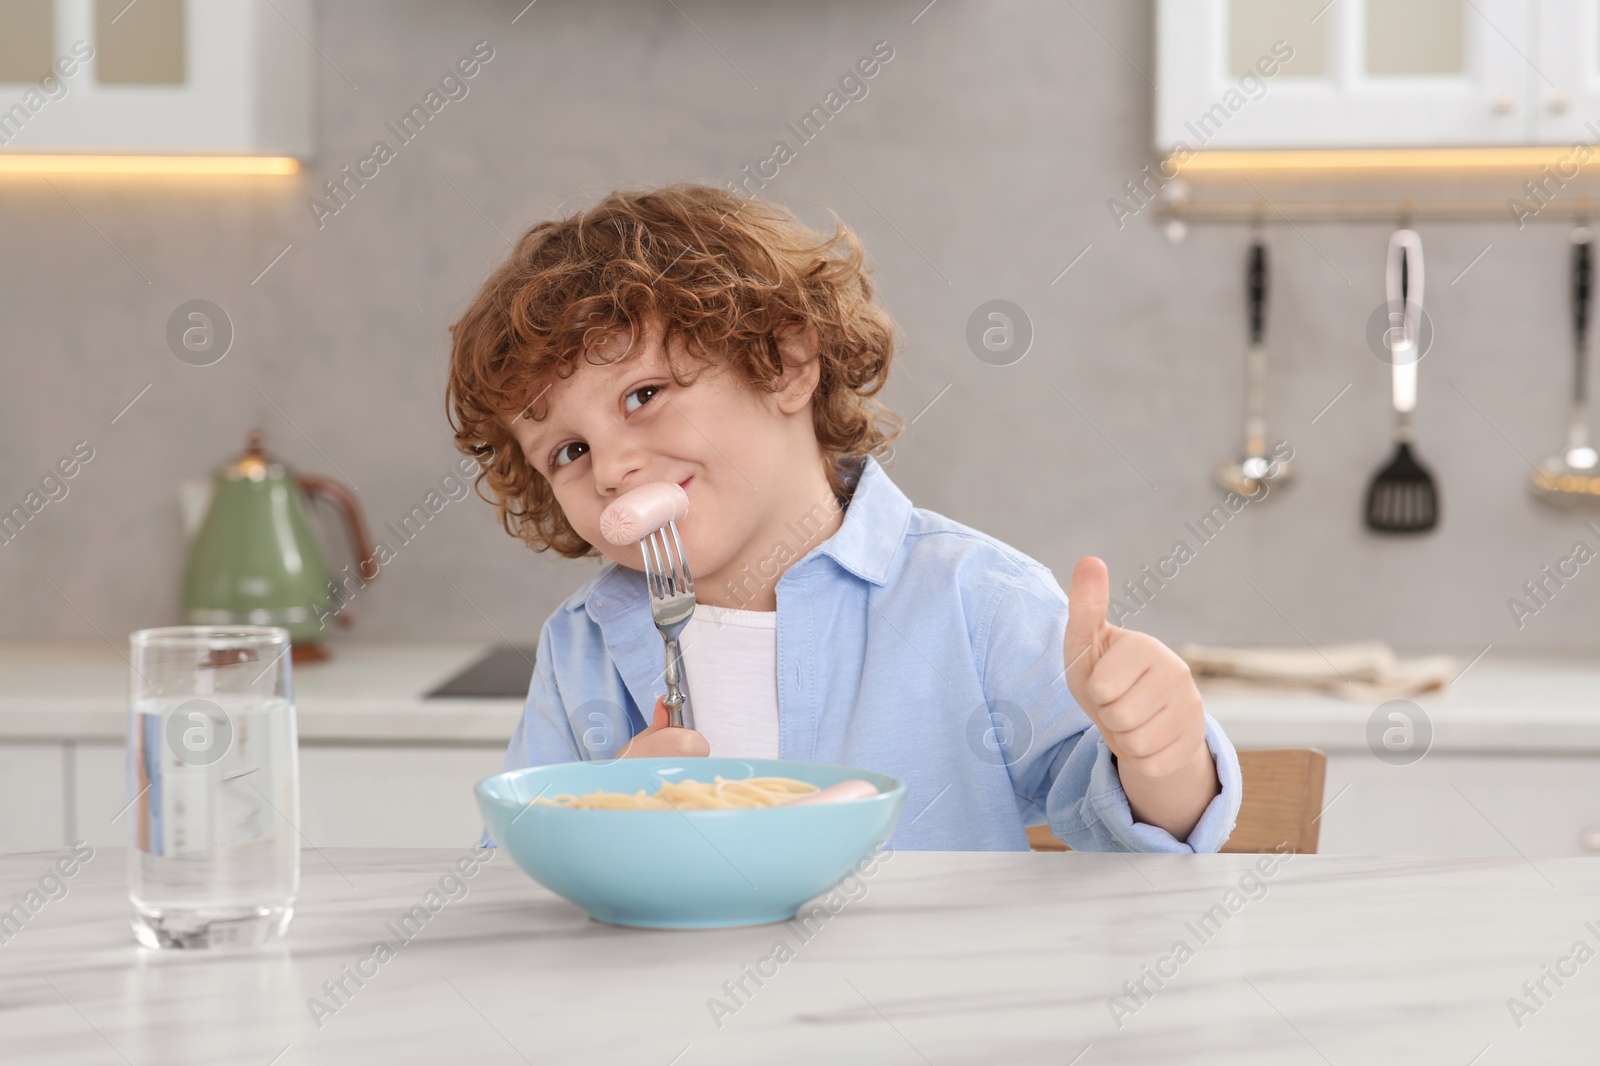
0,638,523,744
1,638,1598,752
1202,647,1600,754
0,845,1594,1064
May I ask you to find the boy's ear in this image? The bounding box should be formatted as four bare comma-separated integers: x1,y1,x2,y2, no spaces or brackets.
771,321,822,414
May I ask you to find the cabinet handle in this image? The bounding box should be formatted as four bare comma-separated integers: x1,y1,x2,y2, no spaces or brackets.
1548,91,1571,114
1491,95,1518,114
1582,829,1600,853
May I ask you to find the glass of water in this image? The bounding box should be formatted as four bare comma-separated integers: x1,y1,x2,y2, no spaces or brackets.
127,626,300,949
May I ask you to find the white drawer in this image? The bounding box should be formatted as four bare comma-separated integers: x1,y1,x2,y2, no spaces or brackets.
1317,754,1600,857
0,743,66,851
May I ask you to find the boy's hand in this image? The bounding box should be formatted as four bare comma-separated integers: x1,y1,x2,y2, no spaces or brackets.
1063,556,1207,776
619,696,710,758
1063,556,1218,840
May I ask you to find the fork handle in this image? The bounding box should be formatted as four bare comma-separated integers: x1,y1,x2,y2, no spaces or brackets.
662,637,686,729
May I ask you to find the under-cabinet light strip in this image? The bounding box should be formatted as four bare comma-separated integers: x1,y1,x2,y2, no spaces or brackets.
1166,147,1599,174
0,155,301,176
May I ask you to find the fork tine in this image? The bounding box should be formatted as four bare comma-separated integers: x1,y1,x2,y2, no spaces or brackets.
645,530,667,596
639,522,694,601
666,519,694,590
652,528,672,592
652,527,681,598
640,534,661,597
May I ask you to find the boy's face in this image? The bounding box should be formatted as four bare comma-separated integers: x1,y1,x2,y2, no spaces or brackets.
506,315,825,585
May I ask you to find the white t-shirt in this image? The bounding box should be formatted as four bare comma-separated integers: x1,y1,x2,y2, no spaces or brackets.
678,602,780,759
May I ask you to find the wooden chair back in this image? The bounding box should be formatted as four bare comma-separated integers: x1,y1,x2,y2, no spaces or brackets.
1025,747,1328,854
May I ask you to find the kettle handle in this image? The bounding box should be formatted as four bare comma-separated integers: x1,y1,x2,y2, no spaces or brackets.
297,474,377,627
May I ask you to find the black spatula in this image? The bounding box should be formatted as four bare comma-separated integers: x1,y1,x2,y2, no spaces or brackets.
1365,229,1439,534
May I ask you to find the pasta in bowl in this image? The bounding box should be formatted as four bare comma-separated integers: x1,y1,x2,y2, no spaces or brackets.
475,758,906,929
530,774,822,810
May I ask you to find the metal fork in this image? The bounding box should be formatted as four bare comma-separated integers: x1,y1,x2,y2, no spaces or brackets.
640,519,695,728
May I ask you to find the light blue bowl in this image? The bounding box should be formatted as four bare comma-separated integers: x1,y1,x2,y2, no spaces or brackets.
475,758,905,929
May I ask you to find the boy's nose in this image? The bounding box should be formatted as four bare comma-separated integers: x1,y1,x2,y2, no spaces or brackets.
590,443,651,498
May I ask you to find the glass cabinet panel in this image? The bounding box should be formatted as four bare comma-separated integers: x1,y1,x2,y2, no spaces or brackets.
1229,0,1328,77
94,0,186,85
1366,0,1465,75
0,0,55,82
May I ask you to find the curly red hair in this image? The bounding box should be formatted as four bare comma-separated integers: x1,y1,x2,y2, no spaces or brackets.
446,183,904,557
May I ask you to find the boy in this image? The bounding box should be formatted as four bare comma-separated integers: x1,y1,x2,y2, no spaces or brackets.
447,184,1242,851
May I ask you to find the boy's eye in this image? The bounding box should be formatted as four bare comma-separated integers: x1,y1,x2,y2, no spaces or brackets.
624,385,661,413
546,386,660,471
551,441,588,469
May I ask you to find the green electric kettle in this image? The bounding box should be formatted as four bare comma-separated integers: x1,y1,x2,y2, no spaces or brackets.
182,430,374,660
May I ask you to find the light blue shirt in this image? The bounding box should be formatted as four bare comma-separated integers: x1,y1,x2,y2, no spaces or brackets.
494,455,1243,852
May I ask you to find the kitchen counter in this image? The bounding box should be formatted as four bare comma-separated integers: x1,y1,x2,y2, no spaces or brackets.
1200,648,1600,754
5,639,1599,856
1,844,1594,1064
0,638,524,744
0,640,527,853
0,637,1597,752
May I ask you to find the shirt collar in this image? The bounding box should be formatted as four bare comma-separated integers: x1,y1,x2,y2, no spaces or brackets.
811,453,910,586
573,453,911,625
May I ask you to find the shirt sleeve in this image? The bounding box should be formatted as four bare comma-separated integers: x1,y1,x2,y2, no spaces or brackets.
501,616,586,773
978,561,1243,853
1066,711,1243,853
480,616,586,849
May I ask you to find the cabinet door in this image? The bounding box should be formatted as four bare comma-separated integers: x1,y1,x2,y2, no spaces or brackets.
1532,0,1600,141
0,743,66,851
1157,0,1534,149
73,742,128,849
297,746,507,848
1318,753,1600,857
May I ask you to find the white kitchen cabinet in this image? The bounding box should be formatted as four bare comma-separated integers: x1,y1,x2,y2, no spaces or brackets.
1317,753,1600,857
68,743,1600,857
0,743,67,852
1156,0,1586,149
0,0,311,156
36,742,1600,856
293,746,503,848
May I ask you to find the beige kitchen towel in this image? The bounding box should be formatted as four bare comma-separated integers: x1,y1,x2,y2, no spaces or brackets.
1176,641,1461,701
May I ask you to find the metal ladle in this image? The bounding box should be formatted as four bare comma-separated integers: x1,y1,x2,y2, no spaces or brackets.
1215,238,1293,497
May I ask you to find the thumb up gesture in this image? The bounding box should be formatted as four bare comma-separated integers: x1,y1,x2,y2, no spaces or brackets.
1063,557,1210,782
